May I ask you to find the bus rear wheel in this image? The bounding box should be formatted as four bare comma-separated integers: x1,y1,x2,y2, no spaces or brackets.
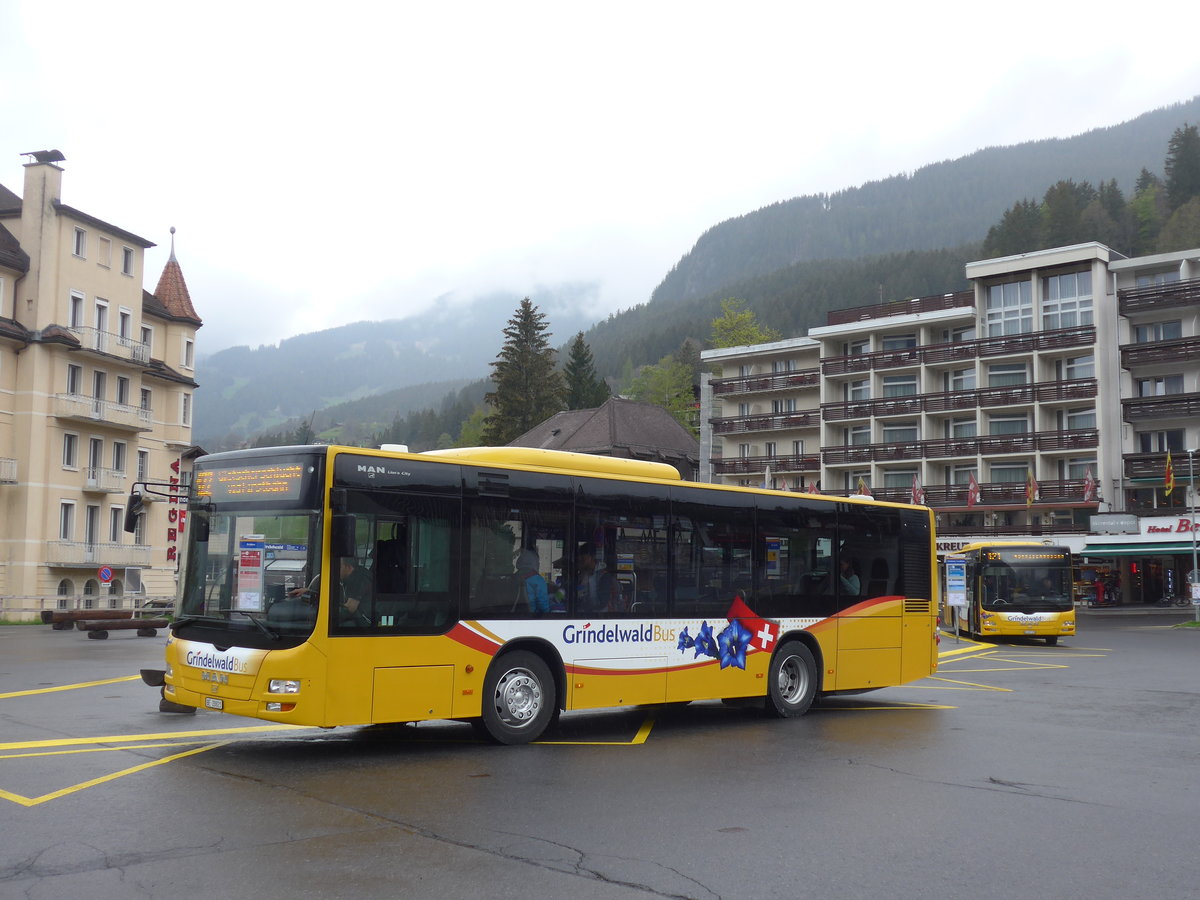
765,641,817,718
1045,636,1059,646
476,651,556,745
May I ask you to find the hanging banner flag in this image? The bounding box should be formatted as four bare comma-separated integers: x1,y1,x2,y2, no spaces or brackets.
1165,450,1175,497
911,473,926,506
1025,470,1039,508
856,476,872,498
967,472,981,508
806,480,819,494
1083,466,1097,502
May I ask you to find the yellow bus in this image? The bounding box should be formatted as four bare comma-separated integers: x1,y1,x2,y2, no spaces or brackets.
138,445,939,744
945,542,1076,646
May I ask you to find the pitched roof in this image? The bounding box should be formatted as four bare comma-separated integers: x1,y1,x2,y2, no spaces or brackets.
0,183,21,215
0,221,29,273
150,256,202,325
0,316,32,344
509,397,699,473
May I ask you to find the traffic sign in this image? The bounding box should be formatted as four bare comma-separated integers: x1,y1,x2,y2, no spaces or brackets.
98,566,113,583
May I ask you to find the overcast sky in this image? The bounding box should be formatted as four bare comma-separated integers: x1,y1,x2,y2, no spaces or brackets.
3,1,1198,353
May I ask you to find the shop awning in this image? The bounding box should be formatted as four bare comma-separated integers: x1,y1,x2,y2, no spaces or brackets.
1080,542,1199,557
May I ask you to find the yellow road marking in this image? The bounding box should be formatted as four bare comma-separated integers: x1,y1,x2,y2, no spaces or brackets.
0,742,228,807
0,675,141,700
536,711,657,745
924,676,1013,692
0,723,307,752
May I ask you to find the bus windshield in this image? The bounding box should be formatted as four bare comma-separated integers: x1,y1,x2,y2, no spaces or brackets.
980,560,1073,611
179,507,324,643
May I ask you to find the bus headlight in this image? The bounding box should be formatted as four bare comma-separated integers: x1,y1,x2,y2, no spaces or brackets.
269,679,301,694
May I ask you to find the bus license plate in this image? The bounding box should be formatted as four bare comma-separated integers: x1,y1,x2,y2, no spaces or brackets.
205,697,224,710
1024,629,1035,635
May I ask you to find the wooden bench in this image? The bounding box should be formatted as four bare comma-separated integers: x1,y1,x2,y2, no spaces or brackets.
76,617,171,639
42,609,134,630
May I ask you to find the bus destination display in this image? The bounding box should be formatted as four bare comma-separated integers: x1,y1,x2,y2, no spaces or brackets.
984,549,1070,563
195,464,307,501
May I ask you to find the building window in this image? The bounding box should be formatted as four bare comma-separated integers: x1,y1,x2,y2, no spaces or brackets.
1137,430,1184,453
847,379,870,401
1136,375,1185,397
985,279,1033,336
62,433,78,468
988,363,1027,387
848,424,871,446
59,501,75,540
69,292,84,328
772,359,797,373
73,227,87,258
140,388,152,412
181,393,192,426
738,444,752,458
112,441,127,473
882,421,918,443
792,439,804,456
884,468,918,488
96,236,112,268
738,364,752,377
122,246,134,276
737,402,750,416
1065,457,1097,479
943,325,976,343
109,507,124,543
772,398,797,413
1133,320,1183,343
66,364,82,395
118,308,132,340
183,338,195,369
950,465,978,485
1059,355,1095,380
845,339,869,356
990,463,1029,483
94,299,109,334
1135,270,1180,288
949,417,977,438
116,376,130,406
1064,407,1097,430
133,512,147,546
947,368,976,392
881,333,917,350
988,414,1029,435
1042,271,1093,330
764,441,777,458
848,471,871,492
882,374,918,397
140,324,153,354
137,449,150,481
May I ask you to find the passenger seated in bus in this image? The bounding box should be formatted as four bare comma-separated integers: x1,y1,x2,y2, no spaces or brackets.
515,549,550,616
838,558,861,595
568,542,618,614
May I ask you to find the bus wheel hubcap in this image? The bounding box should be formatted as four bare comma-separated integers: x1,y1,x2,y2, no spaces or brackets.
779,657,805,703
496,669,541,726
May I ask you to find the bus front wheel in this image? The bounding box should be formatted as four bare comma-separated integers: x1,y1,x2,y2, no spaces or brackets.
765,641,817,718
476,651,556,745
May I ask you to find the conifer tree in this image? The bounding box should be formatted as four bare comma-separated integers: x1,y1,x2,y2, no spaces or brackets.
710,298,781,348
1165,124,1200,214
563,332,610,409
481,298,565,445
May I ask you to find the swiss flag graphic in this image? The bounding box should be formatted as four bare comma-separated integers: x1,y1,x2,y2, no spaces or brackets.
727,596,779,652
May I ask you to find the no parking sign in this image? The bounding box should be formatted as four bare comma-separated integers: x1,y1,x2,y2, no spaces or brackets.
97,566,113,584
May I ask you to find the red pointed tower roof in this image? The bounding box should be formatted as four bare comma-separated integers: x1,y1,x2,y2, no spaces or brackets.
152,227,202,325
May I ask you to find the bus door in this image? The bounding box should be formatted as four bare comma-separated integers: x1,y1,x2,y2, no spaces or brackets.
834,506,903,691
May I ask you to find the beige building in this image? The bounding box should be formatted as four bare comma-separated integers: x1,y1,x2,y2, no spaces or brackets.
702,242,1200,606
0,151,201,619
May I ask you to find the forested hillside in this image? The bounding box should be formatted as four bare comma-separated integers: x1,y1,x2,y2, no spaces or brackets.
651,97,1200,306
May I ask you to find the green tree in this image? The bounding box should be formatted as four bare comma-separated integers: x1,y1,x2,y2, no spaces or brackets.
481,298,565,445
1156,196,1200,252
458,407,488,446
563,332,610,409
1165,124,1200,214
1041,179,1097,248
710,298,782,349
628,354,697,435
982,199,1043,257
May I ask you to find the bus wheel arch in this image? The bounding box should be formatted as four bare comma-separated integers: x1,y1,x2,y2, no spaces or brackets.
474,641,562,745
765,637,819,718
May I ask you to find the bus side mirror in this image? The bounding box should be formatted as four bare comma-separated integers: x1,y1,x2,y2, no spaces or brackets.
193,515,210,543
123,493,145,533
331,514,356,558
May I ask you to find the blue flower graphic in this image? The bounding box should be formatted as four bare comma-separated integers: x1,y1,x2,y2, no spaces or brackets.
677,627,694,652
693,620,718,659
717,620,752,670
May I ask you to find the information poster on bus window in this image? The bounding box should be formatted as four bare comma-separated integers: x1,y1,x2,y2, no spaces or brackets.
236,534,266,611
945,555,968,609
764,538,781,579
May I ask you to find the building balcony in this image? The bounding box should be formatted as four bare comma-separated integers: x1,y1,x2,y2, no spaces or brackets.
0,457,15,484
44,541,152,567
710,409,821,435
934,521,1090,537
824,290,975,327
709,368,820,396
1121,391,1200,422
839,479,1099,510
66,326,151,364
821,325,1095,376
1123,451,1199,482
821,378,1097,421
1120,336,1200,368
82,466,127,493
1117,275,1200,315
821,428,1099,465
54,393,153,432
713,454,821,477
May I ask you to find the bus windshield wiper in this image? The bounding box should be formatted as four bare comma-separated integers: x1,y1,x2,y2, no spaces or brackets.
230,610,280,640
